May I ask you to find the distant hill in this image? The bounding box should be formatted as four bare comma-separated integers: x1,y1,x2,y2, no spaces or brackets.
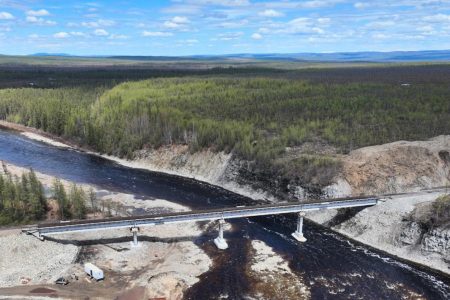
110,50,450,62
31,53,73,57
13,49,450,63
225,50,450,62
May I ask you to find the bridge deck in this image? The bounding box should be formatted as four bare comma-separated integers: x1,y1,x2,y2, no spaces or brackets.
32,196,378,236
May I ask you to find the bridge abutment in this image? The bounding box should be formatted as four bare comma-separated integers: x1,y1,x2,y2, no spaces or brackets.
214,219,228,250
292,212,307,242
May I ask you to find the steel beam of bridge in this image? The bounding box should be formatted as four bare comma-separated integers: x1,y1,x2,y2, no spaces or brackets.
25,196,378,248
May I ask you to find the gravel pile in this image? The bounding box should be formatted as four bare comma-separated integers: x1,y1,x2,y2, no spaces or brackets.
0,234,79,287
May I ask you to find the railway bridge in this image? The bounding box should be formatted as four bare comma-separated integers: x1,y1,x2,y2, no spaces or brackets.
24,196,379,250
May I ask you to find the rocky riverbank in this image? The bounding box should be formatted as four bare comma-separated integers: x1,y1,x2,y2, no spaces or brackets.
308,191,450,275
1,120,449,277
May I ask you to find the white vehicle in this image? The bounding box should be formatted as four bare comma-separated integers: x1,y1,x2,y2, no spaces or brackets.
84,263,104,281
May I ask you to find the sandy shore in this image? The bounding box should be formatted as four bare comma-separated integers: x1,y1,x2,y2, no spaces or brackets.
0,161,212,299
247,240,310,299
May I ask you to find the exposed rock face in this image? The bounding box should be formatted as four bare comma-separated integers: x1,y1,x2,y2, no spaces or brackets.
399,222,423,246
422,227,450,255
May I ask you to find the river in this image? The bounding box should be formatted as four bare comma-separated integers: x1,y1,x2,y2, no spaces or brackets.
0,128,449,299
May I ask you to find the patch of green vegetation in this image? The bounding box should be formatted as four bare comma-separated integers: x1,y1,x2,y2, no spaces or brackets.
1,64,450,190
0,166,46,225
430,195,450,227
52,179,88,220
276,155,342,187
0,163,88,225
89,77,450,159
410,195,450,230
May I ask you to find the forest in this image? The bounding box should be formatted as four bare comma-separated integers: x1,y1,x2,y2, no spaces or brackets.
0,64,449,187
0,164,88,225
0,166,46,224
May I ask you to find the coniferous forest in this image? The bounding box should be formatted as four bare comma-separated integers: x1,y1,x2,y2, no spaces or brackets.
0,63,449,191
0,164,88,225
0,166,47,224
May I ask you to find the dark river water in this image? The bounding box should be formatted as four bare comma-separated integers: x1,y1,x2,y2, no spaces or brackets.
1,128,449,299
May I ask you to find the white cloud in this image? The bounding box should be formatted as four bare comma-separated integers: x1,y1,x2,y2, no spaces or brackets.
299,0,343,8
285,17,324,34
417,25,435,35
164,21,181,28
142,31,173,37
366,20,395,29
26,15,56,26
177,38,199,46
172,16,189,24
215,31,243,40
218,19,248,28
258,9,283,18
98,19,115,26
161,3,203,15
26,9,50,17
26,16,37,22
372,33,389,39
81,21,98,28
261,17,328,36
354,2,370,9
81,19,115,28
94,29,109,36
423,14,450,22
317,18,331,24
164,16,190,29
70,31,89,37
53,32,69,38
108,34,128,39
0,12,14,20
174,0,249,6
251,33,263,39
28,33,40,39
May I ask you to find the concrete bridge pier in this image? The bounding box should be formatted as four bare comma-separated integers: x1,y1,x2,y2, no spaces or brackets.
292,212,307,242
130,226,140,247
214,219,228,250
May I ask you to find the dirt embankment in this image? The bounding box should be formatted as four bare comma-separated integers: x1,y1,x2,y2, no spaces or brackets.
337,136,450,196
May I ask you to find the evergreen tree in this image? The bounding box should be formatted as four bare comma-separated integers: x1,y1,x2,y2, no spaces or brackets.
53,179,70,220
69,184,87,219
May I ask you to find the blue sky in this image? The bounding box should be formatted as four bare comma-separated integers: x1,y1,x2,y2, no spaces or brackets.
1,0,450,56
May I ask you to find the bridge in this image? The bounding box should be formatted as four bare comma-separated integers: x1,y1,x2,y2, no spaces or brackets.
24,196,379,250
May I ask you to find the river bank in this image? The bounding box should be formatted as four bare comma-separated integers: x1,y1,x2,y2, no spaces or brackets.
0,161,214,299
0,156,310,299
0,120,449,279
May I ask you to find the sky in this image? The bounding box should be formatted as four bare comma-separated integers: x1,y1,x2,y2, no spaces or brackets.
0,0,450,56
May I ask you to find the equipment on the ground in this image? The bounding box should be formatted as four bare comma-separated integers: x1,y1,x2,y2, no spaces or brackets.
55,277,69,285
84,263,104,281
